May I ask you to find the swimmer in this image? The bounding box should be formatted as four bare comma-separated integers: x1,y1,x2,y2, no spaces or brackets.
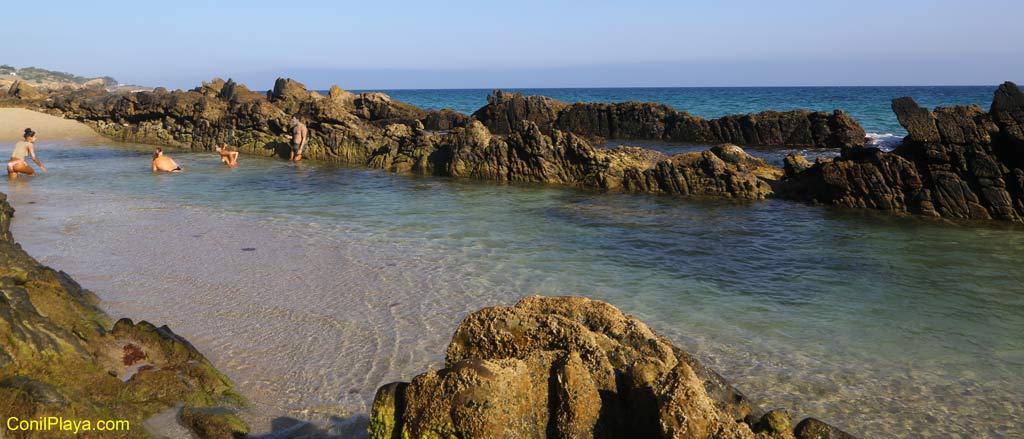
151,147,183,173
215,141,239,167
7,128,46,179
290,116,308,162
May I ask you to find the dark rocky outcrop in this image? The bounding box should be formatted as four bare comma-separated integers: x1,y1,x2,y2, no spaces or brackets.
779,82,1024,222
472,90,867,150
29,78,780,200
11,76,1024,221
0,192,247,438
369,296,855,439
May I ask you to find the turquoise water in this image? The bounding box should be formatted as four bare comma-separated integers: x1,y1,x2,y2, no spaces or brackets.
5,132,1024,437
349,86,998,137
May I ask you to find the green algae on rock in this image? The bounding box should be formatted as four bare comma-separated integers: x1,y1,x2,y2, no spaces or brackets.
0,192,247,438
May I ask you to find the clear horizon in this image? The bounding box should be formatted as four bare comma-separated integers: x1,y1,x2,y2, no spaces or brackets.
3,0,1023,89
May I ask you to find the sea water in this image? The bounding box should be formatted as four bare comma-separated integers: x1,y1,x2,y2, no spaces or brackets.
351,86,998,148
5,86,1023,438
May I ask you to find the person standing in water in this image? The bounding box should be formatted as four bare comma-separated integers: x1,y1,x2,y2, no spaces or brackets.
151,147,183,173
7,128,46,179
216,141,239,167
290,116,308,162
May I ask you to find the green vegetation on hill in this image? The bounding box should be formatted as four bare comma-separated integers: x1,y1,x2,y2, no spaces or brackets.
1,64,117,86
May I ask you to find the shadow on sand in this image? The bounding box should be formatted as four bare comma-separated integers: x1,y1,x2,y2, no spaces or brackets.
247,415,370,439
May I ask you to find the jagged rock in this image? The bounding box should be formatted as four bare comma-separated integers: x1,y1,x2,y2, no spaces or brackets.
557,100,676,140
422,108,468,131
892,97,940,143
779,82,1024,222
82,78,106,89
783,153,813,177
197,78,227,96
7,81,44,100
269,77,308,102
370,296,851,439
471,90,569,134
472,91,866,150
991,81,1024,149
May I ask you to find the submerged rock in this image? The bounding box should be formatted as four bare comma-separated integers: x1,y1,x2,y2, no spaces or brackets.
369,296,854,439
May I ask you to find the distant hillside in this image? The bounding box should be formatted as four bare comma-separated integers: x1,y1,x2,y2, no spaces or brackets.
0,64,118,89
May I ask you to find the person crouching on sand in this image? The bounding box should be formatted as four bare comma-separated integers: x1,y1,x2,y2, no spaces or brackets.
216,141,239,167
290,116,308,162
7,128,47,179
152,148,182,173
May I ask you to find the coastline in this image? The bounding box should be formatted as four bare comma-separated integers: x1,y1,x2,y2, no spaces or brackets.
0,83,1019,435
3,187,862,439
6,138,1023,437
4,76,1023,222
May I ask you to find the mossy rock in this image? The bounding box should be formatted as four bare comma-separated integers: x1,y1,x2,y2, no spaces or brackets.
179,406,249,439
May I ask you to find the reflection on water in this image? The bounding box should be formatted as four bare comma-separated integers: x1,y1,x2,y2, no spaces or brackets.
6,142,1024,438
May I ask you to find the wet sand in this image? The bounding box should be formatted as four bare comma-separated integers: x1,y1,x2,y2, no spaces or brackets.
0,108,101,142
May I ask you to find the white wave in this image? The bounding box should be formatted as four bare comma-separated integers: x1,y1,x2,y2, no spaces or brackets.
866,132,903,151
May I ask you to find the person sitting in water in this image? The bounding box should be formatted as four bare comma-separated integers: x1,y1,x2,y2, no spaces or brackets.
289,116,308,162
151,147,183,173
215,141,239,167
7,128,47,179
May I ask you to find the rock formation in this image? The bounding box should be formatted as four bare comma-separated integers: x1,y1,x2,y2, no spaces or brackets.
8,75,1024,222
779,81,1024,221
28,77,782,200
472,90,867,150
0,192,247,438
369,296,856,439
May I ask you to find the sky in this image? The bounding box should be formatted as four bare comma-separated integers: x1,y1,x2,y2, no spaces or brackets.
2,0,1022,90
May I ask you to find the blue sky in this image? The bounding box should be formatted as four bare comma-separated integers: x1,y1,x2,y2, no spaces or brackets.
2,0,1021,89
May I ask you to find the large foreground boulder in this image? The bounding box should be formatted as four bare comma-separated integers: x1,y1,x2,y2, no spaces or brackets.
369,296,855,439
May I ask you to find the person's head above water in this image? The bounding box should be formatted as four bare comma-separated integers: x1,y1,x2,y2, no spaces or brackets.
153,147,164,159
216,141,226,150
23,128,36,141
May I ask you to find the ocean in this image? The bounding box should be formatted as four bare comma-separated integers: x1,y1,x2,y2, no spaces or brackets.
348,86,999,148
5,86,1022,438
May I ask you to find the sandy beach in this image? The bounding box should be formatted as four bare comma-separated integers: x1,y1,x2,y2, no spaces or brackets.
0,107,101,142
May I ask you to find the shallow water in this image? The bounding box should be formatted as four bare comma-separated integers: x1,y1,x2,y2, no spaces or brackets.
6,141,1024,438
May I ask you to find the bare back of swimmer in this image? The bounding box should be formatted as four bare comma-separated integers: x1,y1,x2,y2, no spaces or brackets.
152,148,183,173
8,128,46,179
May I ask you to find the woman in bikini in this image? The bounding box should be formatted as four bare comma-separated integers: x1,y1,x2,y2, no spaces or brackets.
215,141,239,167
8,128,46,179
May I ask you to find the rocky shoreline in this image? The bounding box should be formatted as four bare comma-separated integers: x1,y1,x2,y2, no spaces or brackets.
0,193,249,438
3,78,1023,221
1,189,865,439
